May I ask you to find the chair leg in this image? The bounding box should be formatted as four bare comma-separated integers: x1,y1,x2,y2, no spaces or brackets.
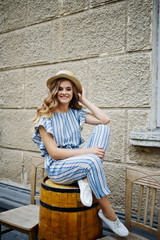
29,229,37,240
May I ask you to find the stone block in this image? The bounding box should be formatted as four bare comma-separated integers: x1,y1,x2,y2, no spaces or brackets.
82,109,126,162
52,2,125,61
102,162,126,212
25,66,49,109
106,110,126,162
59,0,89,15
128,109,150,133
0,31,24,68
0,22,52,69
0,0,89,33
27,0,89,26
87,53,151,107
0,0,27,33
0,148,23,182
127,109,160,168
24,62,88,108
27,0,59,25
126,0,152,51
0,69,24,108
24,23,52,65
90,0,118,8
0,109,38,151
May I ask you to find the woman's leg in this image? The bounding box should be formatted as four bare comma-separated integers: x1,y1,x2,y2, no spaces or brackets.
48,125,128,236
48,154,110,199
98,195,116,221
83,124,110,162
48,153,128,236
81,124,109,185
83,125,116,221
98,196,129,237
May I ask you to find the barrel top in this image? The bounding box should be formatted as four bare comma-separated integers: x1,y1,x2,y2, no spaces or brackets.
41,176,80,193
45,178,79,189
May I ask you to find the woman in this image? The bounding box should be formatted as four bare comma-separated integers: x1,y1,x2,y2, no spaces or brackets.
32,70,129,237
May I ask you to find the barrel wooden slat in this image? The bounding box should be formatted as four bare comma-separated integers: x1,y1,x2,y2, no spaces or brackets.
51,210,60,233
79,211,87,240
68,212,78,239
61,212,68,239
87,209,94,239
93,206,102,237
39,176,102,240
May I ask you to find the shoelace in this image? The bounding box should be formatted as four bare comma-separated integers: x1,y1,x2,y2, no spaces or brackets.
82,183,91,192
113,218,121,229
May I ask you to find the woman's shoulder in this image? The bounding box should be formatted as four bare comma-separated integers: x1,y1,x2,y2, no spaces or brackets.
34,116,53,128
70,108,89,122
70,108,85,117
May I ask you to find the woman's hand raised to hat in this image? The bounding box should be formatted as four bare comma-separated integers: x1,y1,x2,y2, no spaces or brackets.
78,88,86,104
78,88,110,125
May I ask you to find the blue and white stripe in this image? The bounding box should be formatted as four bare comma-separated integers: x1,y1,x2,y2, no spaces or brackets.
48,124,111,199
32,109,111,199
32,109,87,156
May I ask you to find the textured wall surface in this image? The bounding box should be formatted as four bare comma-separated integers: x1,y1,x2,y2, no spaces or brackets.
0,0,159,212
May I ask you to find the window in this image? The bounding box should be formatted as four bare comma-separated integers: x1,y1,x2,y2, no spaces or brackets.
157,6,160,127
130,0,160,148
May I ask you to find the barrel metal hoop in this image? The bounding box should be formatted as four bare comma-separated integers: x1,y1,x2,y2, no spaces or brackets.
40,200,98,212
41,182,80,193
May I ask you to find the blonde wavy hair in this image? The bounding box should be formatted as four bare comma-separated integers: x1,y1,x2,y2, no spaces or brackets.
33,78,82,125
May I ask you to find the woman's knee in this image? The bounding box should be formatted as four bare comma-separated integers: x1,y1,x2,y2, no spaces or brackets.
85,154,102,171
94,124,110,139
96,124,110,132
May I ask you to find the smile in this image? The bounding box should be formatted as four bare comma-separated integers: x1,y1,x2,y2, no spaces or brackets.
60,96,68,98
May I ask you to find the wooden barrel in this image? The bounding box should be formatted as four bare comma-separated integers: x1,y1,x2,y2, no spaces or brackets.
39,176,102,240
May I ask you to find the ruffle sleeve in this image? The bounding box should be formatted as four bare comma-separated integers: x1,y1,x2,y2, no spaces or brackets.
32,117,55,157
77,109,89,145
77,109,89,128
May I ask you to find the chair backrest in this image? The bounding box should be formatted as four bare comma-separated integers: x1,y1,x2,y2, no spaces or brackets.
125,167,160,239
30,156,45,204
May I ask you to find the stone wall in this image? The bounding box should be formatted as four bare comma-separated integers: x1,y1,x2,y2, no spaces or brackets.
0,0,159,212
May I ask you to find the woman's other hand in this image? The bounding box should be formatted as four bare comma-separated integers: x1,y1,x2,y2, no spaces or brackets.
88,146,105,159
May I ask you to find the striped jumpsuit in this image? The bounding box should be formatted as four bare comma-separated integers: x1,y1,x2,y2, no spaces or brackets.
32,108,111,199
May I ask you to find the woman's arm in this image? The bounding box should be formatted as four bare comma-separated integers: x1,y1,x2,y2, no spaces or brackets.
79,89,110,125
39,126,105,160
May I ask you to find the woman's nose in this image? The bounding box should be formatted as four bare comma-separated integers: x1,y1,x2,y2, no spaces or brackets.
62,89,67,94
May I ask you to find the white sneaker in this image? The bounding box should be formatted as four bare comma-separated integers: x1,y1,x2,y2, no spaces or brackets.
98,209,129,237
78,179,93,207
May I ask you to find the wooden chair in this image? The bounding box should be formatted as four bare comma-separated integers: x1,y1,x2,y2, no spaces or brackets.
0,156,45,240
125,167,160,239
97,167,160,240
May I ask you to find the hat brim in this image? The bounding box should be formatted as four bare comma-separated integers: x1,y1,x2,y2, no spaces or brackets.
47,74,82,93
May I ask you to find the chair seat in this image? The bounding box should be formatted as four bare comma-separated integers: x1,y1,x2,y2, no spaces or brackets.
0,204,39,231
97,232,148,239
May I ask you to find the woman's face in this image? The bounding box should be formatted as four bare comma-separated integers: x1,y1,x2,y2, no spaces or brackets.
57,80,73,105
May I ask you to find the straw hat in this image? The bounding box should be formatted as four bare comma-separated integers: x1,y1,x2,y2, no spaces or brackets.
47,70,82,93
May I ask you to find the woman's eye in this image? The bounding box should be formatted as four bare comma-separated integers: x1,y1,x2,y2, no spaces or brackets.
58,87,72,91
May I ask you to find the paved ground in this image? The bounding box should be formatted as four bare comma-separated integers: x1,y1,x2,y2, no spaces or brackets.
1,228,28,240
0,227,156,240
0,208,156,240
1,224,156,240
